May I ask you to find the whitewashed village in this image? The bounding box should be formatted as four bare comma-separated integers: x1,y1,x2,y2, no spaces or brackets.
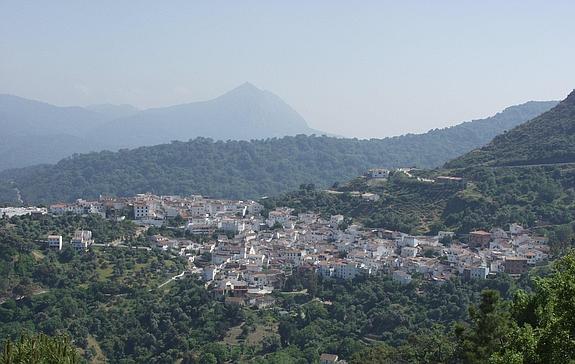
1,174,551,310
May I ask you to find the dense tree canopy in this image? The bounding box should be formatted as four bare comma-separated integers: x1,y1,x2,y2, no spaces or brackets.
1,211,574,363
0,99,558,204
0,334,79,364
447,90,575,168
266,167,575,234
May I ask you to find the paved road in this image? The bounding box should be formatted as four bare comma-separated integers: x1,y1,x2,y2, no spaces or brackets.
157,271,186,288
14,187,23,204
448,161,575,171
91,243,151,251
489,162,575,169
0,289,48,305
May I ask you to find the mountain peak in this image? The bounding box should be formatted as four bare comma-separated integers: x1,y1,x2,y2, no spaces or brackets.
563,89,575,105
237,81,258,90
214,82,271,102
223,82,264,97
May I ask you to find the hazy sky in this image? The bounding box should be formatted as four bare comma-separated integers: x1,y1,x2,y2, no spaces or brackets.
1,1,574,138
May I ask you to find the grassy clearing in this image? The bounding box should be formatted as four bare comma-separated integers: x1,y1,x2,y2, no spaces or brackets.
87,335,107,364
96,266,114,281
31,250,45,261
223,322,279,347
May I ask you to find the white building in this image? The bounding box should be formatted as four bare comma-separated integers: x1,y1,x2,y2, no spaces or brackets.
470,266,489,280
203,265,218,281
401,246,418,258
266,209,294,228
361,193,380,202
318,261,333,278
220,219,246,234
247,202,264,215
368,168,390,179
298,213,318,224
403,236,419,247
49,204,68,215
46,235,63,250
509,223,524,235
134,203,155,220
438,231,455,240
0,207,47,218
71,230,93,251
281,249,307,266
329,215,344,227
187,218,217,235
333,262,360,280
392,271,412,285
190,204,209,217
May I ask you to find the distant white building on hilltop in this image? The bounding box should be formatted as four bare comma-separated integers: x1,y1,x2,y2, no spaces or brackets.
368,168,390,179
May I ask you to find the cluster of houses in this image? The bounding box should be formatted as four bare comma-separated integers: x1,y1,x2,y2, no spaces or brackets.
49,193,264,229
461,224,550,276
367,167,466,187
41,192,552,307
45,230,93,252
143,205,551,307
0,206,47,218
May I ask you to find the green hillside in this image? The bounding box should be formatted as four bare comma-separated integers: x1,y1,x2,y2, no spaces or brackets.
269,91,575,234
0,100,557,204
447,90,575,168
1,212,573,362
266,166,575,235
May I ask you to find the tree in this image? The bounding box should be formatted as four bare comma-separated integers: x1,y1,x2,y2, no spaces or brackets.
278,321,297,347
0,334,80,364
456,253,575,363
454,290,513,363
501,252,575,363
199,352,217,364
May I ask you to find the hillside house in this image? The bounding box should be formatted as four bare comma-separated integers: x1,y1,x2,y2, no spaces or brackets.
503,257,528,274
436,176,467,187
368,168,390,179
469,231,491,248
71,230,93,251
46,235,63,250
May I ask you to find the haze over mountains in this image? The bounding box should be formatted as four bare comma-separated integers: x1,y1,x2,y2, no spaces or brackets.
269,89,575,234
0,83,322,170
91,82,323,148
0,95,559,204
0,82,558,173
447,90,575,168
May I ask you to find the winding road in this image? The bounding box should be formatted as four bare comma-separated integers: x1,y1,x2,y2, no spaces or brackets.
157,271,186,288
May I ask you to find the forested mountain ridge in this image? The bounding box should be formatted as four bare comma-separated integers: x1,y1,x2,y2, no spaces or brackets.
446,90,575,168
268,90,575,235
0,94,114,171
0,100,557,204
0,94,109,136
89,82,323,148
0,83,321,171
0,212,573,362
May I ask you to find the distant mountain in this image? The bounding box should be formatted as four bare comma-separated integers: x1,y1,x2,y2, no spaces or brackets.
0,97,559,204
90,82,322,148
85,103,139,119
0,84,322,170
0,94,114,170
267,91,575,234
0,94,108,137
382,100,558,165
446,91,575,168
0,86,560,202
